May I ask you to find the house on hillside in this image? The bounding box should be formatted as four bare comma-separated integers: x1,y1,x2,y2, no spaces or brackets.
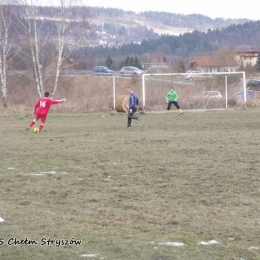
188,55,237,73
231,49,260,68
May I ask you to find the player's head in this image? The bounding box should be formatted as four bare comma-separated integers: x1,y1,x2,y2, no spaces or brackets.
171,87,174,92
44,92,49,97
127,87,133,94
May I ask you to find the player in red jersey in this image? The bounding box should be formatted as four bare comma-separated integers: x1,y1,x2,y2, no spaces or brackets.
26,92,67,132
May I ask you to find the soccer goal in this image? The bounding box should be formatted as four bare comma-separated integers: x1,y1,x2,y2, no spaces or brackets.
141,71,247,111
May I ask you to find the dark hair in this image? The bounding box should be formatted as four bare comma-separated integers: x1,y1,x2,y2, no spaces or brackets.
44,92,49,97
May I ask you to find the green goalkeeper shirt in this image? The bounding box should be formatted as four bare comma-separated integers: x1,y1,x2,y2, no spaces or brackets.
166,91,178,102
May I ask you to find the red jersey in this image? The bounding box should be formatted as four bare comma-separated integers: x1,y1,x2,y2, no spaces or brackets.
34,97,63,116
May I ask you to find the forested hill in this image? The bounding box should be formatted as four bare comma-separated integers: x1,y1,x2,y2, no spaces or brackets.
70,6,259,58
87,7,250,31
5,5,260,59
21,5,251,35
82,21,260,58
139,11,249,29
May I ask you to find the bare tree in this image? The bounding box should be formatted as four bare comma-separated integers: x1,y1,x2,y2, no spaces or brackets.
52,0,71,96
17,0,83,97
16,0,47,97
0,3,14,108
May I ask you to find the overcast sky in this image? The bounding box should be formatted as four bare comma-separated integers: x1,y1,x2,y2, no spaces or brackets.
39,0,260,20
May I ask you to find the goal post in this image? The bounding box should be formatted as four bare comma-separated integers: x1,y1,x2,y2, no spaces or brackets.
141,71,247,111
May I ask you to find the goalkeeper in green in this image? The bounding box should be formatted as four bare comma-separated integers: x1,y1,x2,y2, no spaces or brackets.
166,87,182,114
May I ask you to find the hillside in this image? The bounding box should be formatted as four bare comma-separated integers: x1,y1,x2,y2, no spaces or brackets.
85,7,251,45
75,20,260,64
87,7,251,36
2,4,260,72
10,5,251,47
67,7,260,60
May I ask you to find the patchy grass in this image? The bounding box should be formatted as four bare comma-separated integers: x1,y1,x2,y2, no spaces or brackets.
0,108,260,260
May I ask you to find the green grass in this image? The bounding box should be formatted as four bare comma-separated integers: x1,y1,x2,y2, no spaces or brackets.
0,109,260,260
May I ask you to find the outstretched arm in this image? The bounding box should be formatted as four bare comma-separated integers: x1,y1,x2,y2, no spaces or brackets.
50,98,67,105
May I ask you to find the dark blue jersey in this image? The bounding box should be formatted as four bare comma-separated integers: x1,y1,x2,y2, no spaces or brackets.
129,92,139,109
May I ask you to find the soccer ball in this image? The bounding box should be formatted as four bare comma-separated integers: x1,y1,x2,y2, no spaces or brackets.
33,127,39,133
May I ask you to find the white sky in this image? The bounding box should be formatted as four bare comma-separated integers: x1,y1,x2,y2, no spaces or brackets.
39,0,260,20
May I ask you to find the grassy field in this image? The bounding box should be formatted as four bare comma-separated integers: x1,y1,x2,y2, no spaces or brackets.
0,108,260,260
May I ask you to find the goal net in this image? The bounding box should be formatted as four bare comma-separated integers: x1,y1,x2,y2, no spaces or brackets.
141,72,248,112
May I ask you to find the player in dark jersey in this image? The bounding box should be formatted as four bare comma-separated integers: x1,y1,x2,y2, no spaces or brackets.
127,87,141,128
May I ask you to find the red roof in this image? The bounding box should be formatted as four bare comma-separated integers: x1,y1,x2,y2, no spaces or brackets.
193,55,236,67
234,50,260,54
